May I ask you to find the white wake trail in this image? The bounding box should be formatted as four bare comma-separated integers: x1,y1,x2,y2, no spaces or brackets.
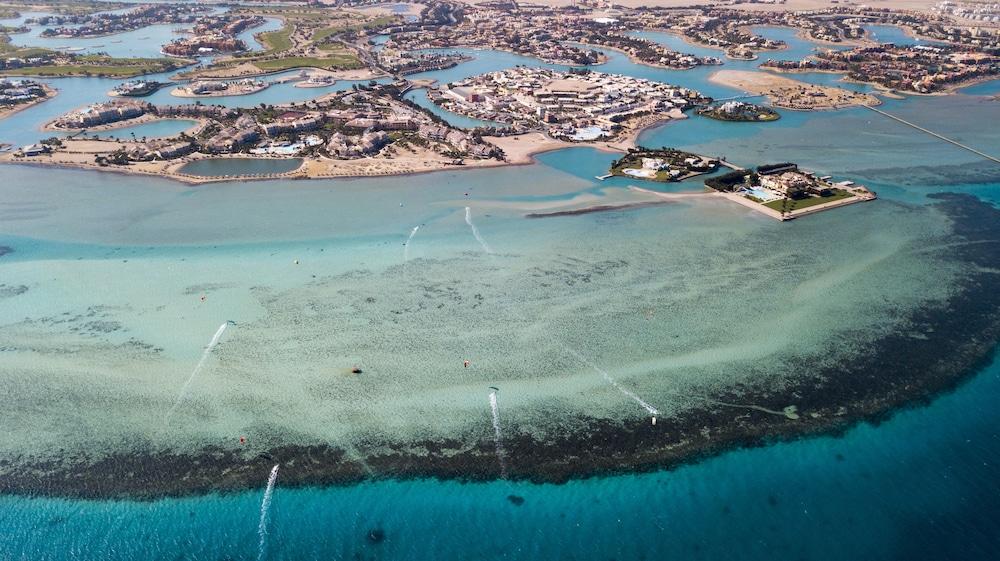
164,322,229,422
489,390,508,479
562,346,659,415
404,225,419,261
257,464,280,561
465,207,492,254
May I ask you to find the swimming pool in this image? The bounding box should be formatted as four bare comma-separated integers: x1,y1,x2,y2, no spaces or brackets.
745,187,781,202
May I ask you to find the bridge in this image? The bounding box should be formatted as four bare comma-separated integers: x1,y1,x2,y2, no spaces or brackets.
710,94,767,103
862,104,1000,166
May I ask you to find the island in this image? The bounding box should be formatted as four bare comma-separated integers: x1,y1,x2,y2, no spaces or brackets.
108,80,167,98
704,162,877,220
761,43,1000,94
162,14,265,57
609,147,719,182
697,101,780,122
170,79,269,98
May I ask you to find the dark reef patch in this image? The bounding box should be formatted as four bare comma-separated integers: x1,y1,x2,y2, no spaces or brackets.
2,194,1000,499
366,528,385,544
0,284,28,298
507,494,525,506
525,201,668,218
0,246,12,257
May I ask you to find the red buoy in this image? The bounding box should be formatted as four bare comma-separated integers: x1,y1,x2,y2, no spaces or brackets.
239,436,246,444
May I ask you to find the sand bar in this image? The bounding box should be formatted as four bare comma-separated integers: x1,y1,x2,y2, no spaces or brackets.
710,69,881,110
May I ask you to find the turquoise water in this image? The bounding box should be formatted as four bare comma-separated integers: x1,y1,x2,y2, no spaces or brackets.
864,24,947,46
1,17,1000,561
0,70,390,148
237,16,283,52
3,346,999,560
403,88,506,129
180,157,304,176
14,22,197,58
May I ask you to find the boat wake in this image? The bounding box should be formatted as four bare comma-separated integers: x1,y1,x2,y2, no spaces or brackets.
164,322,229,423
465,207,492,254
562,345,659,416
489,389,508,479
404,225,419,261
257,464,280,561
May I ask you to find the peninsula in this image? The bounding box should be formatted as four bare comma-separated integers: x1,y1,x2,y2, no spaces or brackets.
0,77,54,119
428,67,706,141
704,162,877,220
710,70,881,110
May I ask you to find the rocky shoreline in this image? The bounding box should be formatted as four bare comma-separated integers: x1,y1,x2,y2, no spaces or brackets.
2,193,999,500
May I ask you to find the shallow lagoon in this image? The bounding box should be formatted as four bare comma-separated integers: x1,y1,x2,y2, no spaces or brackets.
1,17,1000,561
179,157,304,177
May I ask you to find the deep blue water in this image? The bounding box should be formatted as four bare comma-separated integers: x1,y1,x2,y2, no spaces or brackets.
3,348,999,560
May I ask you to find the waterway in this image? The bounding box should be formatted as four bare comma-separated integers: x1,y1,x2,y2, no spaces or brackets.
6,10,279,58
179,156,303,176
1,16,1000,561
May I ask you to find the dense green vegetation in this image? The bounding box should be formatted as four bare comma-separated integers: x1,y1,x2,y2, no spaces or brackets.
1,56,186,77
313,15,395,43
255,24,294,57
610,147,716,182
697,103,780,122
705,169,751,192
757,162,797,174
253,53,361,72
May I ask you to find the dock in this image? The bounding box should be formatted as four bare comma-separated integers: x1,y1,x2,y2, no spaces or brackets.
862,105,1000,165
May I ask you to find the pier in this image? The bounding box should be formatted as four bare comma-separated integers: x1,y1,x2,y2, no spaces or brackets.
862,105,1000,165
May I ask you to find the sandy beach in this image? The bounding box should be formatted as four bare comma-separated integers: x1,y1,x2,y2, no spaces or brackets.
710,69,881,110
41,112,206,134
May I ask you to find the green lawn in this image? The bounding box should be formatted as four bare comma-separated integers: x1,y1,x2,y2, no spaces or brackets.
763,189,854,212
253,54,361,72
312,15,396,44
256,25,294,56
0,57,182,77
0,32,53,56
